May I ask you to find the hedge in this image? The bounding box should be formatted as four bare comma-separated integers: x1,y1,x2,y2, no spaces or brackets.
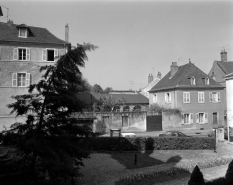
77,136,215,151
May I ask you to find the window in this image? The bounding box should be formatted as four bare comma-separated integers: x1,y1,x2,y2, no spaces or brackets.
153,94,157,103
122,116,129,127
12,73,30,87
205,77,209,85
183,92,190,103
198,92,205,103
196,112,208,124
42,49,58,61
19,28,27,38
209,92,220,103
191,76,195,85
181,113,193,124
165,92,171,103
13,48,30,61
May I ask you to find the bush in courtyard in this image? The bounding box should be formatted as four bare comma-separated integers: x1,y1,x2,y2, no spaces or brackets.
145,137,155,150
225,160,233,184
188,165,205,185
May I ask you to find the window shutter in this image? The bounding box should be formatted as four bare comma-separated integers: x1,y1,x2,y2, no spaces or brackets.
198,92,200,103
54,49,58,58
203,92,205,103
26,48,30,61
42,49,47,61
169,93,171,103
190,113,193,124
165,93,167,103
188,92,190,103
205,113,208,123
209,92,212,103
181,114,184,124
196,113,199,123
26,73,30,87
12,73,17,87
13,48,18,60
217,92,220,102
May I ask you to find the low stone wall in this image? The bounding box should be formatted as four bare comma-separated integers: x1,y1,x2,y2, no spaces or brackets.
92,112,147,133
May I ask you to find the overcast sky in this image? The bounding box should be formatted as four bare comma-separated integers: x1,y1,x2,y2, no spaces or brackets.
1,0,233,90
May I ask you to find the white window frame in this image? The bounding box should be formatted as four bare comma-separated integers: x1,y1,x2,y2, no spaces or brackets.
205,77,209,85
181,113,193,125
13,47,30,61
12,72,30,87
42,48,58,62
183,92,190,103
165,92,171,104
198,92,205,103
209,92,220,103
191,76,195,85
153,94,157,103
196,112,208,124
18,28,28,38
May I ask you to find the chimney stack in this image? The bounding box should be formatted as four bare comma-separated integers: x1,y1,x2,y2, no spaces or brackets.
148,74,153,84
65,24,69,42
220,50,227,62
157,72,162,79
170,62,178,78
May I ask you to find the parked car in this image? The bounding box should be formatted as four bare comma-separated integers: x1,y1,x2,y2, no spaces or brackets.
120,133,136,138
159,131,190,137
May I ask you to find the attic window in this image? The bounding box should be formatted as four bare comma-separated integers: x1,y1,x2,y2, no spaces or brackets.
191,76,195,85
19,28,27,38
205,77,209,85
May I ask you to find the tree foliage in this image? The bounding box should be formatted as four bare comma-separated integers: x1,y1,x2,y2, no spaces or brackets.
92,84,103,93
188,165,205,185
103,87,113,93
3,43,98,184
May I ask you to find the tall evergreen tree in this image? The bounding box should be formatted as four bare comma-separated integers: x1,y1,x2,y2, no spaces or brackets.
3,43,97,184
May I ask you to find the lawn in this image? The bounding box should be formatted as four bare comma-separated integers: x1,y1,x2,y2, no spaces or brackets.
107,151,181,169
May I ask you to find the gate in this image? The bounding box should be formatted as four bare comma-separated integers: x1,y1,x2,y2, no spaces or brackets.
146,115,162,131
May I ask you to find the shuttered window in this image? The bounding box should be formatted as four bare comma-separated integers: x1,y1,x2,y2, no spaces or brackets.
12,73,30,87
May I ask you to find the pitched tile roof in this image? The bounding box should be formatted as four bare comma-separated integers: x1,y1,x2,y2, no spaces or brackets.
0,22,70,45
216,61,233,75
76,92,149,105
150,62,223,92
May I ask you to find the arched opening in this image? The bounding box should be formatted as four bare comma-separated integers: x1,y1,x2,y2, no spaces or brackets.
112,105,120,112
133,105,141,112
123,106,130,112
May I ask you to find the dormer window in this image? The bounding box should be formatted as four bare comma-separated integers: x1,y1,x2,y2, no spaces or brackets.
205,77,209,85
17,24,29,38
19,28,27,38
191,76,195,85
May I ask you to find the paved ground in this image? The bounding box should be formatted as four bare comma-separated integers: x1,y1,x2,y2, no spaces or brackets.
76,141,233,185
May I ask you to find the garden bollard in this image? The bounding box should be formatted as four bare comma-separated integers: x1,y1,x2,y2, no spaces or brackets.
134,154,137,165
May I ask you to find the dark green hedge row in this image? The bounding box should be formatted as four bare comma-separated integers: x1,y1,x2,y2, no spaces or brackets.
77,137,215,151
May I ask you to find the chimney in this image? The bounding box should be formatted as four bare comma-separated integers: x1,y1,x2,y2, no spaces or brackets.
170,62,178,78
65,24,69,42
148,74,153,84
220,50,227,62
157,72,162,79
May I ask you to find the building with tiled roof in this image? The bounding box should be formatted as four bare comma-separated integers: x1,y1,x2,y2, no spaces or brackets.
149,60,225,131
0,20,71,130
76,91,149,112
208,50,233,87
140,72,161,98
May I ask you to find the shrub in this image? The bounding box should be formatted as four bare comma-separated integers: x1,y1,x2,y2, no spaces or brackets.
76,136,215,152
225,160,233,184
188,165,205,185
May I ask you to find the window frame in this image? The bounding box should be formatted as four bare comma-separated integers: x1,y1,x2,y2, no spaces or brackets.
12,72,30,87
183,92,190,103
13,47,30,61
42,48,59,62
198,92,205,103
209,92,220,103
196,112,208,124
181,113,193,125
153,93,157,103
191,76,196,85
165,92,171,104
205,77,209,85
18,28,28,38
